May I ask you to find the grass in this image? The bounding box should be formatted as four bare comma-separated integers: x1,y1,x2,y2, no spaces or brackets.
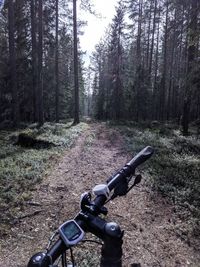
0,121,88,235
108,121,200,241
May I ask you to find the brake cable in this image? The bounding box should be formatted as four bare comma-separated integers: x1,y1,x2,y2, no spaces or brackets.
45,230,102,266
80,239,103,245
46,231,59,252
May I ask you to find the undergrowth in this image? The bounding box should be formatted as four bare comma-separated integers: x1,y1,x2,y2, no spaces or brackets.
75,248,100,267
0,122,88,234
108,121,200,242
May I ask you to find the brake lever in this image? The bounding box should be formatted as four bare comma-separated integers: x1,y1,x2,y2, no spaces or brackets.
127,174,142,193
110,178,129,200
110,174,142,201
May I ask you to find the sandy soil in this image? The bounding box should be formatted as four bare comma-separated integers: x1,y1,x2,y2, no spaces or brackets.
0,123,199,267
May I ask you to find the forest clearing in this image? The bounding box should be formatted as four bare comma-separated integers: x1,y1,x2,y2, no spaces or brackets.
0,121,200,267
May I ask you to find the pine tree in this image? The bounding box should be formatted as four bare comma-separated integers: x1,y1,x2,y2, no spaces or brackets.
8,0,19,127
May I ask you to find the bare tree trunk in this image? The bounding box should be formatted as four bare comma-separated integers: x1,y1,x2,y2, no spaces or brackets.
8,0,20,127
55,0,59,122
136,0,143,67
135,0,143,122
73,0,79,124
149,0,157,79
181,0,198,135
30,0,38,122
153,8,160,120
146,0,153,69
174,6,184,120
167,9,177,120
38,0,44,126
115,33,123,120
159,0,169,121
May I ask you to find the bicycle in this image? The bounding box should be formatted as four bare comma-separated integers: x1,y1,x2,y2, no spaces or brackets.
27,146,154,267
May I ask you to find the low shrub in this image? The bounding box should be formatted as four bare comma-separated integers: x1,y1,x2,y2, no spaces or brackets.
0,122,88,231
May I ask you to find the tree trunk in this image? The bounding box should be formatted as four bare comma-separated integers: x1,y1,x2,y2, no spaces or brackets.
159,0,169,121
55,0,59,122
149,0,157,79
136,0,143,67
146,0,153,69
73,0,79,124
8,0,20,127
153,9,160,120
30,0,38,122
167,9,176,121
181,0,198,135
135,0,143,122
38,0,44,126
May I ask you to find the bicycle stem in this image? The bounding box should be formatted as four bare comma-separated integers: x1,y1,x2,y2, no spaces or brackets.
77,212,123,267
100,222,123,267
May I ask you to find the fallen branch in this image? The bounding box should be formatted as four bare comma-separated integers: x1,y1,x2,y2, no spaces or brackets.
17,234,34,240
13,210,44,224
25,201,42,207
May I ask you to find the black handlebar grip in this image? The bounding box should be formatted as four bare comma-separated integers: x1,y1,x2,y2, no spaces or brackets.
126,146,154,171
107,146,154,191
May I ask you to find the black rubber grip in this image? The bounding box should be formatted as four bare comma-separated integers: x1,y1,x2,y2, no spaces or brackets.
107,146,154,191
126,146,154,171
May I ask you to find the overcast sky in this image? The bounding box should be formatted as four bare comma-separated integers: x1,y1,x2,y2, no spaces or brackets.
78,0,118,65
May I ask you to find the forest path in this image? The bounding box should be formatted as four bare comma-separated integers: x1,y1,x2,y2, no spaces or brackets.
0,122,199,267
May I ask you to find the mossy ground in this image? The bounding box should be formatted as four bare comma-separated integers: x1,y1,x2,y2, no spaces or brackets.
107,121,200,242
0,122,88,234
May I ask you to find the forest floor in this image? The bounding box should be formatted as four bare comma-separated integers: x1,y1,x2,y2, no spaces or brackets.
0,122,200,267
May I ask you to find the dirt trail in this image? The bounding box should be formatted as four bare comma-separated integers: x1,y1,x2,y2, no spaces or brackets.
0,123,199,267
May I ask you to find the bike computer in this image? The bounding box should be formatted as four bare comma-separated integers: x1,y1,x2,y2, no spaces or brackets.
58,220,84,246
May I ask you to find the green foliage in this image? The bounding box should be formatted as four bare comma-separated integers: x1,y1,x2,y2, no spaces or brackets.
75,250,100,267
74,243,100,267
84,131,96,147
0,122,88,231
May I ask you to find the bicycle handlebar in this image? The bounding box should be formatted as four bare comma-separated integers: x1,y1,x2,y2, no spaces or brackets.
27,146,154,266
107,146,154,192
127,146,154,170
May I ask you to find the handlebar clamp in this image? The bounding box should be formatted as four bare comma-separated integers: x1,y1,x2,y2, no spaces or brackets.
93,184,110,199
27,252,51,267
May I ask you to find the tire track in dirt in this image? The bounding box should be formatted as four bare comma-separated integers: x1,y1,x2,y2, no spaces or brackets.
0,123,199,267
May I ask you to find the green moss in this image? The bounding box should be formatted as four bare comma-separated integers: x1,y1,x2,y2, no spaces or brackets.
111,124,200,214
0,122,88,228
